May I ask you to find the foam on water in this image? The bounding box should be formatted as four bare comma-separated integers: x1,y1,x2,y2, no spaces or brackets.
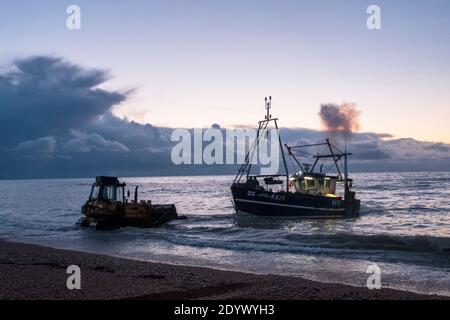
0,172,449,296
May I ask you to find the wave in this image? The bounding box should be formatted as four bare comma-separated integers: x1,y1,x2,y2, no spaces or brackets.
135,219,450,256
284,233,450,254
165,213,450,254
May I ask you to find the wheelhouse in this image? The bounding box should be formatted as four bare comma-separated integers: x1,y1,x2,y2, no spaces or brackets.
289,173,339,197
89,176,125,203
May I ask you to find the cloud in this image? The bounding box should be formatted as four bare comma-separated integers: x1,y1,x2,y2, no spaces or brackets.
11,136,57,154
424,143,450,153
85,111,168,150
0,55,171,178
0,55,168,155
62,130,129,153
354,149,391,160
0,56,126,146
279,128,450,167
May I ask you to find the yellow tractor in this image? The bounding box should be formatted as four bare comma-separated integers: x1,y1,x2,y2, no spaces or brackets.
81,176,181,230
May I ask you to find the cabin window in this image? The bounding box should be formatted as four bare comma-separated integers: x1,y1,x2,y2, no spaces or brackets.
90,185,123,201
116,187,124,202
306,178,316,189
318,179,324,189
300,180,307,190
102,186,117,201
90,186,100,200
324,179,330,189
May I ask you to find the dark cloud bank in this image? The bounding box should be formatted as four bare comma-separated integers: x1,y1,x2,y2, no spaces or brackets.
0,56,449,179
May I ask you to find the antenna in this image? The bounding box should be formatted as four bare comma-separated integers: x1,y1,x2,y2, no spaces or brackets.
265,96,271,120
269,96,272,118
344,130,349,183
265,96,273,139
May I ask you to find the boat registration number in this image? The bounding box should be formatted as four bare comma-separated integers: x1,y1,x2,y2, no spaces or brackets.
271,194,285,201
332,200,342,206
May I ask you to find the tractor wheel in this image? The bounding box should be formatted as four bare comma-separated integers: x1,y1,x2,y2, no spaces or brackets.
80,218,91,228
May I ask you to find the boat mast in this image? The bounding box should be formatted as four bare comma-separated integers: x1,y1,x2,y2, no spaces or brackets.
325,139,343,180
233,97,289,190
266,97,289,191
344,132,349,198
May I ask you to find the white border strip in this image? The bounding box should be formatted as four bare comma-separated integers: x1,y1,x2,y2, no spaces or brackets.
235,198,346,212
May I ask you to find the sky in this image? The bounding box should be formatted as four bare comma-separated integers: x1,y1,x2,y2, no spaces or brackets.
1,0,449,143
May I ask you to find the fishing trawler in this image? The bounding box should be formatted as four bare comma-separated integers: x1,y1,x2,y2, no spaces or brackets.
230,97,360,218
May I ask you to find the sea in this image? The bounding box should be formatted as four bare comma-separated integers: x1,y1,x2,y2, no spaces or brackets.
0,172,449,296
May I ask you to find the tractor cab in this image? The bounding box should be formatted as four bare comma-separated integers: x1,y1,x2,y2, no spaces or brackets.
89,176,125,203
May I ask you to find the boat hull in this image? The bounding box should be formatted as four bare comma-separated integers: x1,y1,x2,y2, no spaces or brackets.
231,184,359,218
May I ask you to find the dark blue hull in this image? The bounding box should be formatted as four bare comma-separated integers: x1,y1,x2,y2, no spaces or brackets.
231,183,359,218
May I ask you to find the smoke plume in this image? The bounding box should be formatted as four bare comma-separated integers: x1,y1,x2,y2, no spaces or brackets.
319,102,361,133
